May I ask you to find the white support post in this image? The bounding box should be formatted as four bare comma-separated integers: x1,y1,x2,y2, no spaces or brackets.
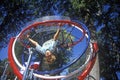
22,48,33,80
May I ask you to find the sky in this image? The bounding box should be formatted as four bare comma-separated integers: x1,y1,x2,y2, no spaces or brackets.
0,46,8,60
0,3,119,79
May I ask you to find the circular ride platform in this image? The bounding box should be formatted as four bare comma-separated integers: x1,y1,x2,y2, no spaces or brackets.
8,16,98,80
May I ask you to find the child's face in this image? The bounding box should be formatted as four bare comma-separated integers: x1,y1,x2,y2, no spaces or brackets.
45,50,52,57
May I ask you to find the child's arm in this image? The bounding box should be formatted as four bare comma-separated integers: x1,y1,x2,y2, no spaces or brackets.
28,38,38,46
27,35,38,46
53,28,61,41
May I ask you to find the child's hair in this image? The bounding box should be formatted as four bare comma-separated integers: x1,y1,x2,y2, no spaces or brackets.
46,54,56,64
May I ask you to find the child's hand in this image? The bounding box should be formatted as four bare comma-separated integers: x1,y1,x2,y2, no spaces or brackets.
26,34,30,38
58,23,63,27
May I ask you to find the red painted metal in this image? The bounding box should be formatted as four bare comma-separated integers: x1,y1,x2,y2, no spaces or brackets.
78,42,98,80
18,20,86,47
8,38,23,80
8,20,95,80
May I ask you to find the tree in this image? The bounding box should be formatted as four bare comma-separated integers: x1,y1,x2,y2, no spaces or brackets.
70,0,120,79
0,0,119,79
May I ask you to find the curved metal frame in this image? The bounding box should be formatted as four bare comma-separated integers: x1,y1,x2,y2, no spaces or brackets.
8,19,99,80
13,20,89,72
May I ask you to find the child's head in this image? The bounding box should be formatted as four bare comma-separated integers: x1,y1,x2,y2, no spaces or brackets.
45,50,56,64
